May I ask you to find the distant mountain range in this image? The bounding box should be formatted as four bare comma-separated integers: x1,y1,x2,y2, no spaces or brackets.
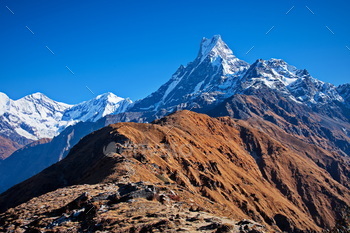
0,34,349,202
0,92,132,141
0,92,132,159
132,35,348,116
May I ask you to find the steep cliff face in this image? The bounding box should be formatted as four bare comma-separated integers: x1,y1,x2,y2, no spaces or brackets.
1,111,349,232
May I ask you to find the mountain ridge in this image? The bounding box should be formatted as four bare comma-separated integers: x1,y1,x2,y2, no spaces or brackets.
1,110,349,232
0,34,349,202
1,35,348,145
130,35,349,121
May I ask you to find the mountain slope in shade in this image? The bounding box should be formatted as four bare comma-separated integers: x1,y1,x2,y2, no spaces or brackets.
0,120,106,193
338,83,350,104
0,111,349,232
0,112,149,193
207,86,350,158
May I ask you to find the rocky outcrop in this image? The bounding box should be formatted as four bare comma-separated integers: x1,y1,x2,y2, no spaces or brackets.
0,182,268,232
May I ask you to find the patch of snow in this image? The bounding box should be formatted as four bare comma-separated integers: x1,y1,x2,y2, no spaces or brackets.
162,76,182,103
193,80,205,94
14,127,37,140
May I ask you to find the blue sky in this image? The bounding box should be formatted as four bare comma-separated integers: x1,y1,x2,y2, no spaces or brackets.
0,0,349,104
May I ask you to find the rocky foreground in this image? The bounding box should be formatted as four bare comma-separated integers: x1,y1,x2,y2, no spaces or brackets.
1,182,266,232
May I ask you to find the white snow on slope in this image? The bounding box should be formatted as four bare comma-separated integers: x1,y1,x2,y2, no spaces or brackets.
0,92,132,140
200,35,248,75
133,35,346,114
0,93,72,140
62,92,132,123
159,73,184,109
265,59,299,86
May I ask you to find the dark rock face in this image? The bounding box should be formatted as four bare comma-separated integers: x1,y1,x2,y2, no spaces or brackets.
0,120,104,194
273,214,294,232
208,87,350,158
337,83,350,104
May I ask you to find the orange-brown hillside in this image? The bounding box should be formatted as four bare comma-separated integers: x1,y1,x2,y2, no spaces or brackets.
0,136,22,160
0,110,349,232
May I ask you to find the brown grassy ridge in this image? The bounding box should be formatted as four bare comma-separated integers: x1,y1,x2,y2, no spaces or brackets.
0,110,349,232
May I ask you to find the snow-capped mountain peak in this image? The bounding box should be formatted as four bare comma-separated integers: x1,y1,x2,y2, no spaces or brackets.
0,92,132,141
131,35,250,113
0,93,72,140
130,35,349,116
0,92,10,115
62,92,132,123
0,92,9,100
265,59,299,85
200,35,233,59
96,92,122,101
23,92,48,100
245,59,299,87
198,35,248,75
20,92,72,113
240,58,345,105
239,59,289,91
